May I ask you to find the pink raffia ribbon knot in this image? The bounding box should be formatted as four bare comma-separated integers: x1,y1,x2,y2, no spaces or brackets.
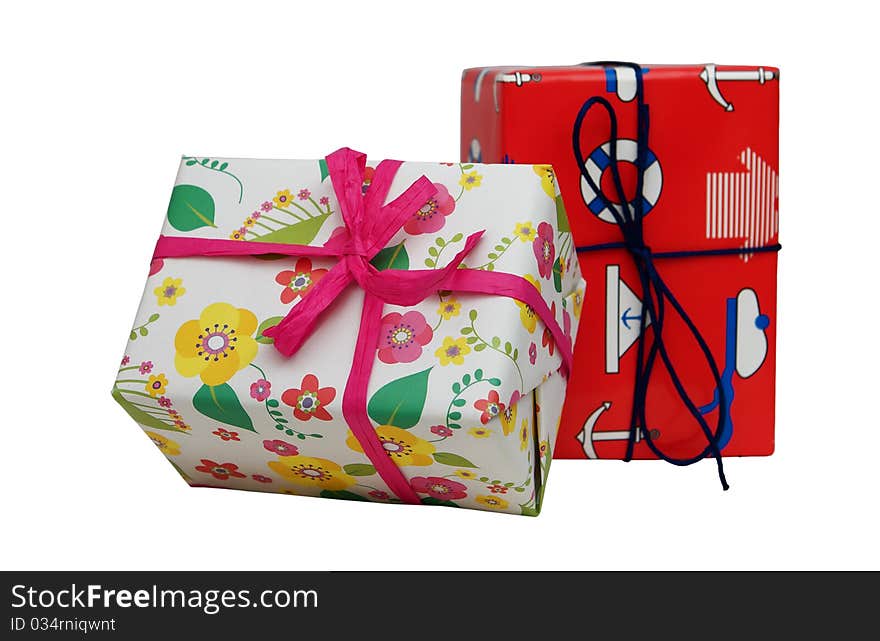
153,147,572,506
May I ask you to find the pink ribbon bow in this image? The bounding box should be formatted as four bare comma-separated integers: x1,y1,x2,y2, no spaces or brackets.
154,148,573,505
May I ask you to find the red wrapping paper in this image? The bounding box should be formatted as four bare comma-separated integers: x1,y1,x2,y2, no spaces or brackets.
461,64,779,459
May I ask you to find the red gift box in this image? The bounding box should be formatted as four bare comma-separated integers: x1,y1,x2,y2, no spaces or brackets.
461,64,779,460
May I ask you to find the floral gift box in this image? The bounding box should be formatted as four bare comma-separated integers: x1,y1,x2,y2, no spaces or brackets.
112,147,585,515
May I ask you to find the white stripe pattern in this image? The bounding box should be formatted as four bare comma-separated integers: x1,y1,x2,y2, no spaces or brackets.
705,148,779,262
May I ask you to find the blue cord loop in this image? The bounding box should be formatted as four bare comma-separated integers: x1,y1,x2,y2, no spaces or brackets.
573,61,781,489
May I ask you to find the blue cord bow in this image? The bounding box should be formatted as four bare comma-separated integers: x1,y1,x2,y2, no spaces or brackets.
573,61,781,489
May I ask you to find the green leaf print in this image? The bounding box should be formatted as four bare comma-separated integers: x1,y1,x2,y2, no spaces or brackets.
553,256,564,293
319,489,369,502
370,241,409,271
433,452,478,468
367,367,432,428
556,194,570,232
192,383,255,432
111,388,187,433
420,497,459,507
256,316,284,344
166,185,217,231
253,214,331,245
342,463,377,476
319,158,330,182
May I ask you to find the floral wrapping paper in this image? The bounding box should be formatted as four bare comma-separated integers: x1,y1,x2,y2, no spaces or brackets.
113,156,585,515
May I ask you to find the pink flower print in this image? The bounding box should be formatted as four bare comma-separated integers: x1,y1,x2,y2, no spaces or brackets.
322,225,349,250
377,311,433,364
262,439,299,456
410,476,468,501
403,183,456,235
138,361,153,375
533,222,556,279
252,474,273,483
563,308,572,345
430,425,453,438
298,188,311,200
529,342,537,365
252,211,261,220
121,355,130,366
149,258,164,276
261,201,273,212
157,396,173,408
250,378,272,402
369,490,390,500
319,196,330,206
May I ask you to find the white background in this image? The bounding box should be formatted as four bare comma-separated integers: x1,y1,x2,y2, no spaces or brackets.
1,0,876,571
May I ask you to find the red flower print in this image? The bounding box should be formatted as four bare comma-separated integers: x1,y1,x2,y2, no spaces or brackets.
262,439,300,456
487,484,508,494
167,409,180,419
252,474,273,483
377,311,433,364
369,490,390,500
261,201,273,212
411,476,468,501
121,355,131,366
149,258,164,276
529,342,538,365
275,258,328,305
474,390,505,425
281,374,336,421
157,396,173,408
319,196,330,206
533,222,556,279
563,308,572,345
250,378,272,401
362,166,375,194
403,183,456,235
430,425,453,438
138,360,153,375
212,428,240,442
542,301,556,356
298,188,311,200
195,460,246,481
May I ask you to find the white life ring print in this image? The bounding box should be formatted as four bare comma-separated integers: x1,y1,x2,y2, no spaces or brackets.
580,139,663,223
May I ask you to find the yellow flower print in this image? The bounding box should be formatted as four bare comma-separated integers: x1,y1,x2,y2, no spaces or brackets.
229,229,246,241
533,165,557,201
347,425,435,467
539,439,550,459
435,336,471,366
273,189,294,208
244,216,256,227
455,470,478,480
268,455,355,491
512,221,537,243
459,170,483,191
145,373,168,397
500,402,517,436
572,287,584,319
154,277,186,307
476,494,510,510
519,418,530,452
437,297,461,321
469,426,493,439
515,275,542,333
145,431,180,456
174,302,260,386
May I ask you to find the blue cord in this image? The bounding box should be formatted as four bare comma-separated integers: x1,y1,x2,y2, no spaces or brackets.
572,61,781,489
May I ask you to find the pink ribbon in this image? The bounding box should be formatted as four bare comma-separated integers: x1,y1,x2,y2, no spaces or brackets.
154,147,573,505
